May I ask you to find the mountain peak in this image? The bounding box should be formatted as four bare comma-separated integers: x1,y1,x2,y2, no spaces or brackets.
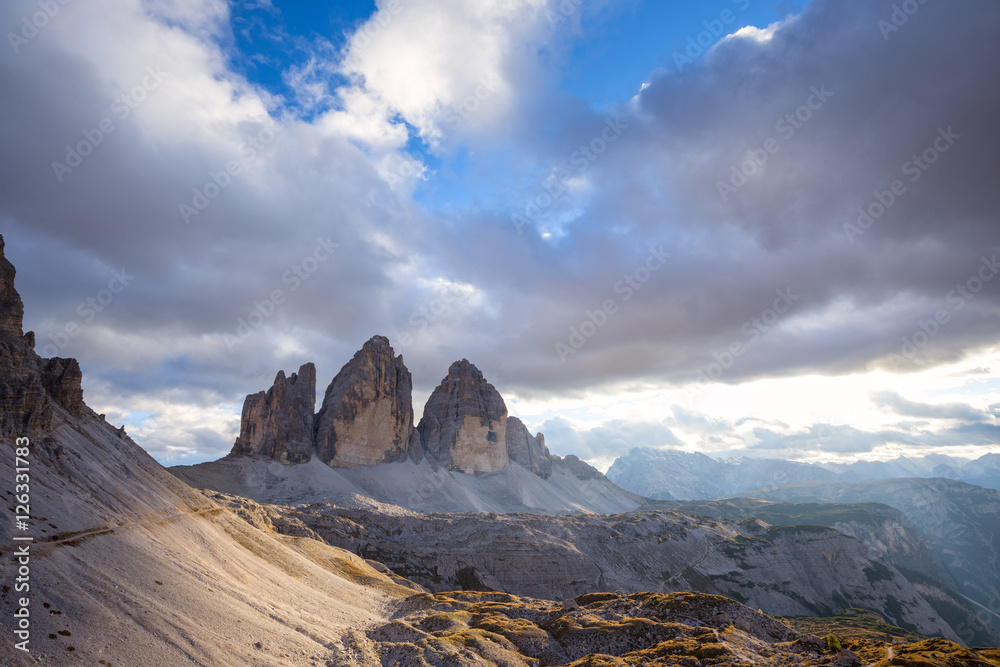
230,362,316,463
418,357,509,473
314,335,417,467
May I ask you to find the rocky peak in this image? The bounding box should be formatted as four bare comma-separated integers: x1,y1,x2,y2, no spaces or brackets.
506,416,552,479
230,363,316,463
418,359,509,474
555,454,604,480
0,234,25,337
314,335,416,467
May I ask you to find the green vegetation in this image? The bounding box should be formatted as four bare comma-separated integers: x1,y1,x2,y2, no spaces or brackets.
776,608,923,643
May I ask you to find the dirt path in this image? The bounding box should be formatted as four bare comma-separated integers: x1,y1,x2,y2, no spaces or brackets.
7,507,224,557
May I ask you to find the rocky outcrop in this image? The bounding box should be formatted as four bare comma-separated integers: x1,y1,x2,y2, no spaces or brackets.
418,359,509,474
0,234,85,435
314,335,415,467
230,363,316,463
555,453,603,480
42,357,85,416
505,416,552,478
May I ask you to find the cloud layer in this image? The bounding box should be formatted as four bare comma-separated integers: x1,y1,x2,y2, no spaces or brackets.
2,0,997,464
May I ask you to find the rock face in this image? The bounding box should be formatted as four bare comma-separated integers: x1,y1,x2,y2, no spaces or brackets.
230,363,316,463
42,356,85,416
418,359,509,474
505,416,552,478
749,478,1000,646
314,335,415,467
0,235,24,336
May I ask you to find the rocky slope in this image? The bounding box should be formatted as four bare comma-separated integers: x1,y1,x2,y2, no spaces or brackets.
745,479,1000,647
0,236,420,665
208,492,965,641
314,335,417,467
659,497,998,646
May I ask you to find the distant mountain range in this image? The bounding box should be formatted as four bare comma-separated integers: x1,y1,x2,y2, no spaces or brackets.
606,447,1000,645
606,447,1000,500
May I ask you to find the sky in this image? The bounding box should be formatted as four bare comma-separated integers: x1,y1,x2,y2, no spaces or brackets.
1,0,998,471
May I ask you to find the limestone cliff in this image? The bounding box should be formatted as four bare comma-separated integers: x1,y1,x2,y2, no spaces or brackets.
417,359,509,474
0,235,24,336
314,335,415,467
505,415,552,478
230,363,316,463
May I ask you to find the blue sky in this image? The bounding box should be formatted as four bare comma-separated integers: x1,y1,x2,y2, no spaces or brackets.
1,0,998,469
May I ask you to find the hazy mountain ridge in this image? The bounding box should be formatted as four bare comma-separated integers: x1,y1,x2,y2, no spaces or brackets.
607,447,1000,500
